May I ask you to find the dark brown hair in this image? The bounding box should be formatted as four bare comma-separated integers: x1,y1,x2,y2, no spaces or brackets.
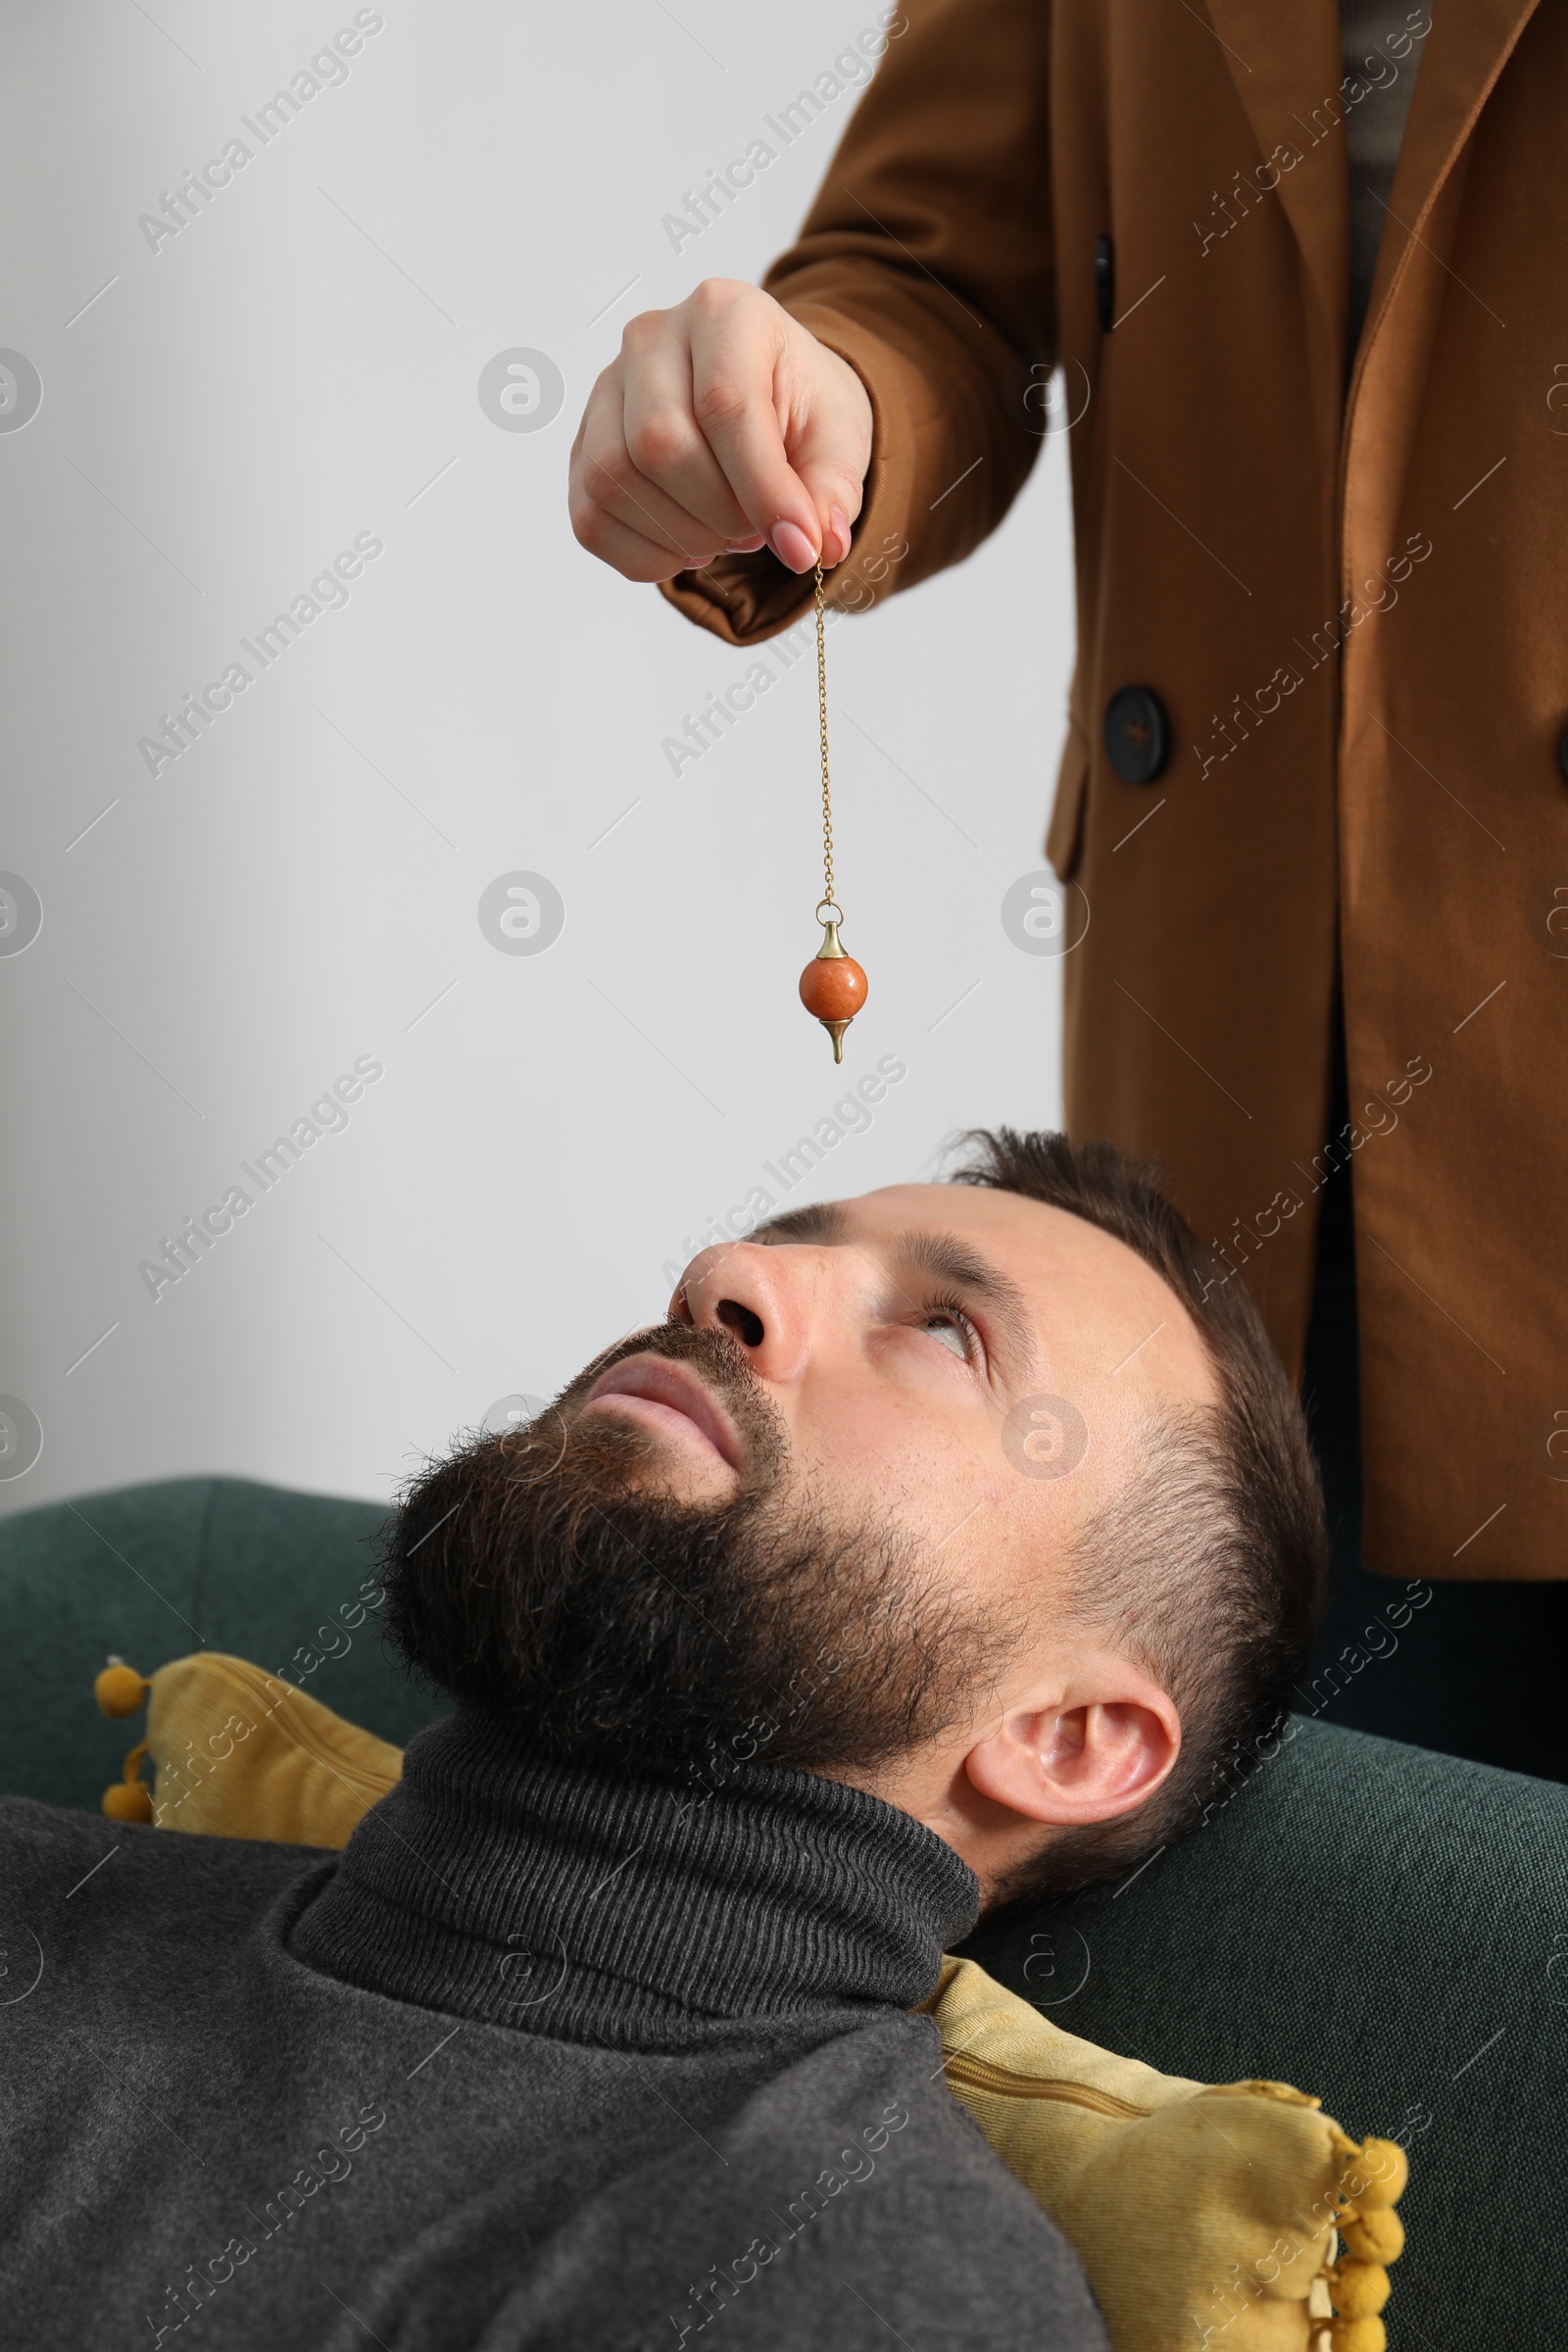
949,1128,1328,1904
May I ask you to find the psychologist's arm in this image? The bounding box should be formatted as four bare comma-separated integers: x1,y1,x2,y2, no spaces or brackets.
568,0,1056,646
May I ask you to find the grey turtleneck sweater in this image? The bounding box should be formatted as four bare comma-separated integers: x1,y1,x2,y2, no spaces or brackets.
0,1703,1105,2350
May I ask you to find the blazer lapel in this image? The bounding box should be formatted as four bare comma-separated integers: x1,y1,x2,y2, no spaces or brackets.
1360,0,1543,344
1203,0,1348,361
1205,0,1544,385
1343,0,1542,577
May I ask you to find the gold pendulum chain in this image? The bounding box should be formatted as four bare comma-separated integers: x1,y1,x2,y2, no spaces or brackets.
814,559,836,912
796,559,868,1063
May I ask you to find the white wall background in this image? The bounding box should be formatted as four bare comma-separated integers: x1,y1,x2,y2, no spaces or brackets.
0,0,1074,1519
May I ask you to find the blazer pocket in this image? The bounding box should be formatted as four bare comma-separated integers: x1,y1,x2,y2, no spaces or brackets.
1044,718,1091,881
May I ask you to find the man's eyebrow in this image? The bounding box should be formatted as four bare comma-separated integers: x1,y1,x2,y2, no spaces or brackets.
888,1227,1037,1379
752,1201,848,1247
755,1204,1036,1380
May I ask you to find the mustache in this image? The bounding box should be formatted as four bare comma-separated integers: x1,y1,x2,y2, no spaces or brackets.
542,1320,788,1486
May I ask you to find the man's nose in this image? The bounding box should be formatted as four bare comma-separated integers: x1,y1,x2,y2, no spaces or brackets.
674,1242,818,1385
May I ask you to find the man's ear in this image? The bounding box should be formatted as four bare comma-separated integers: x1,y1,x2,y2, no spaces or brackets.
962,1668,1181,1829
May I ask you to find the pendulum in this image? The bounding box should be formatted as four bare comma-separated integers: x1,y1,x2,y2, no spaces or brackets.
798,561,869,1063
798,559,868,1062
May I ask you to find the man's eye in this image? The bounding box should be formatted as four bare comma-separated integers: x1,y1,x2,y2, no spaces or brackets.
919,1313,972,1361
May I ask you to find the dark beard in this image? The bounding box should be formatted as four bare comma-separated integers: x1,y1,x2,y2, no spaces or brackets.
381,1323,1006,1780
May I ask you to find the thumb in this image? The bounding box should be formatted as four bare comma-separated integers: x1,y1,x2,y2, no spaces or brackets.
788,405,869,568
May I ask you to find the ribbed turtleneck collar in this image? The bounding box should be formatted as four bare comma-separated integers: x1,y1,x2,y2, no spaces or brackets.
287,1701,979,2047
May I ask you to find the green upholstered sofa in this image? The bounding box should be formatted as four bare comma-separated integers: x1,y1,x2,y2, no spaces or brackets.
3,1477,1561,2345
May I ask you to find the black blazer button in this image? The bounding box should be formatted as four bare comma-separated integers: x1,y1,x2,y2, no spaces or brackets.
1095,234,1115,334
1103,684,1169,784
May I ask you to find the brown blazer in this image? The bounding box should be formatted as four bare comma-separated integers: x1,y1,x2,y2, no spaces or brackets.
662,0,1567,1582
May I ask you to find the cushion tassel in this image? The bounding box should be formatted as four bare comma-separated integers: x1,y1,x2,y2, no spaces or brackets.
95,1656,154,1822
1325,2133,1408,2352
102,1739,154,1824
94,1657,151,1718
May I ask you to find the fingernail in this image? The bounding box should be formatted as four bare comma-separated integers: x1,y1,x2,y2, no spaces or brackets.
829,506,852,563
725,534,766,553
770,518,819,572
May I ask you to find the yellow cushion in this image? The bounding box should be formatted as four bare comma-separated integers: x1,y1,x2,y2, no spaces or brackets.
97,1652,1406,2352
134,1651,400,1846
919,1955,1405,2352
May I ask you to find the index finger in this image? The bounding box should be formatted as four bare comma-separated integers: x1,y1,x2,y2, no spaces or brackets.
686,302,824,564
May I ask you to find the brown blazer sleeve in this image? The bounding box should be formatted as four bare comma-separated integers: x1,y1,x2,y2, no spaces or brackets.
658,0,1056,646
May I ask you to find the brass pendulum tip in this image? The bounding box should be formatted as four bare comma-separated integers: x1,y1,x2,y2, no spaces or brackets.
798,909,869,1062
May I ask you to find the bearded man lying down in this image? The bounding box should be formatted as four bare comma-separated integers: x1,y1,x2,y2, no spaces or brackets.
0,1130,1326,2350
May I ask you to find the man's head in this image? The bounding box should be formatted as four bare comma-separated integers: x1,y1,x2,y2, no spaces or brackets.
384,1130,1327,1904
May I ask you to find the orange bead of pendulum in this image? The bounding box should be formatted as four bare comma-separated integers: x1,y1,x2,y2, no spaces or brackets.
799,901,868,1063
